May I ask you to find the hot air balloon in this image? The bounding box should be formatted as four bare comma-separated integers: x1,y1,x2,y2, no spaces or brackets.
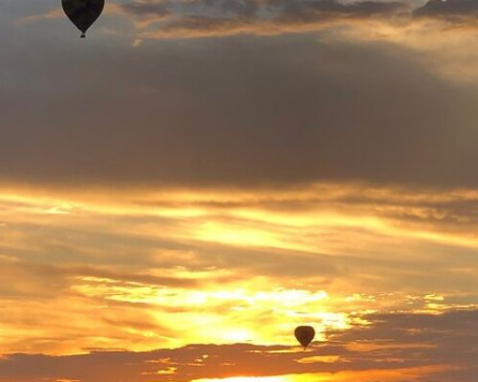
294,326,315,349
62,0,105,38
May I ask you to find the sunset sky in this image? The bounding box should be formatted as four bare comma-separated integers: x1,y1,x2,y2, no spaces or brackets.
1,0,478,381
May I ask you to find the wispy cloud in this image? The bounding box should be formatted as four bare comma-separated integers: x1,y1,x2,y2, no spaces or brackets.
119,0,409,39
0,184,478,356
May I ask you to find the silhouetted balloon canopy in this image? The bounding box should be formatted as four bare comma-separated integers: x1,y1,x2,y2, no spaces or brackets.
62,0,105,38
294,326,315,349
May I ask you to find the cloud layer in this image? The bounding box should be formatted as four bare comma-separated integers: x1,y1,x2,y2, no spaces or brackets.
2,25,478,189
3,0,478,190
2,2,478,381
115,0,478,39
1,309,477,381
120,0,408,38
1,184,478,356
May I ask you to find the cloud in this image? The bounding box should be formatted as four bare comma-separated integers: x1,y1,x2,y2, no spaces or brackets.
3,24,478,189
4,1,478,190
16,9,64,25
415,0,478,18
1,309,477,381
1,184,478,356
120,0,408,38
117,0,478,40
121,0,171,18
3,3,478,381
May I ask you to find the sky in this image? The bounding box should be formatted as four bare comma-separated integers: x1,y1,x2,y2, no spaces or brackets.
1,0,478,381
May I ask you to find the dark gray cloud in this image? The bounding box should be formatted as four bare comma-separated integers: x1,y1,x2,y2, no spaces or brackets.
121,0,405,20
121,0,478,36
1,309,477,381
415,0,478,18
120,0,407,38
1,27,478,189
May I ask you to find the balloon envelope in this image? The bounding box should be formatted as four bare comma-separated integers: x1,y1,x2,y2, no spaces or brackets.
294,326,315,349
62,0,105,37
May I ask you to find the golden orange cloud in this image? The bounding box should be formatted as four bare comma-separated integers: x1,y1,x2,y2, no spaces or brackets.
0,182,477,357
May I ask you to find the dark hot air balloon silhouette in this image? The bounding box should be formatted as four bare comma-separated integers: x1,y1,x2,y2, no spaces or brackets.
62,0,105,38
294,326,315,349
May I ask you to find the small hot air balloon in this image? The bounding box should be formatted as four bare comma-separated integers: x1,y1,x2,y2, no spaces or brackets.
294,326,315,349
62,0,105,38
